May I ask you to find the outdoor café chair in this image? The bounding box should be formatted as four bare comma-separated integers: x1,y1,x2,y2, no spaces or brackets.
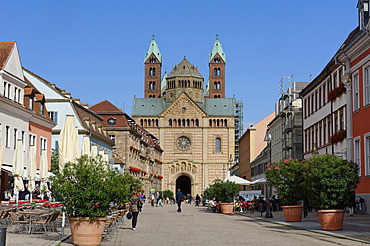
9,212,29,233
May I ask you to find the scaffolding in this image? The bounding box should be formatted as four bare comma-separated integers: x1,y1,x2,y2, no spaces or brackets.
235,99,243,161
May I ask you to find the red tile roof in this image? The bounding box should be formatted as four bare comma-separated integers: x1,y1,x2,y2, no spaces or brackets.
89,100,122,112
0,41,15,70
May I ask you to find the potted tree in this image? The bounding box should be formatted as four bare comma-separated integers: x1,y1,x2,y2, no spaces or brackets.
306,154,359,230
265,158,308,222
51,155,141,245
209,181,239,214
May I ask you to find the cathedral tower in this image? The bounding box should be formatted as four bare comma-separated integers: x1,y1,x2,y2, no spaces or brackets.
144,36,162,98
208,36,226,98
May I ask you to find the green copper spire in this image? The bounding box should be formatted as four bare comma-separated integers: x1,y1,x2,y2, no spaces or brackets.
209,35,226,63
161,71,167,90
144,35,162,62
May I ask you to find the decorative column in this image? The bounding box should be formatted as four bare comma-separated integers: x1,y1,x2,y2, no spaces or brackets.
343,71,353,161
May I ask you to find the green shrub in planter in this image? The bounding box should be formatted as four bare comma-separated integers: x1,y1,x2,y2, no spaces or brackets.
209,180,239,203
306,154,359,210
162,190,174,200
51,155,142,219
265,158,308,205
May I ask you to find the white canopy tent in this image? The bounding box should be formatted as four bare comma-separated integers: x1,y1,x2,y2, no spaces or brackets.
223,175,253,185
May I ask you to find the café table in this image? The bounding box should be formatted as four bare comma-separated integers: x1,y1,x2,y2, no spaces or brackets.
18,210,49,234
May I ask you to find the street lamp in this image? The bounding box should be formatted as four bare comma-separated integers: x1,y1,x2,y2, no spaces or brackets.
264,130,273,218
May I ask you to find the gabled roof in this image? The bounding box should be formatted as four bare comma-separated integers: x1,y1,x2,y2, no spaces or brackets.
209,37,226,63
89,100,122,113
160,92,207,117
144,37,162,62
167,57,203,79
0,41,15,70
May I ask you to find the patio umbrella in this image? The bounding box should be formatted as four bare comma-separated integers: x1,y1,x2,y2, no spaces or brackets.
27,146,37,202
12,139,25,203
251,178,267,184
91,145,98,158
82,135,91,156
223,175,253,185
58,115,79,172
40,150,49,195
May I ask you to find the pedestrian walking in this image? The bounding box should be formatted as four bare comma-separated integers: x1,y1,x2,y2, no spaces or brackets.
150,193,155,207
129,191,143,231
195,194,201,206
176,188,183,212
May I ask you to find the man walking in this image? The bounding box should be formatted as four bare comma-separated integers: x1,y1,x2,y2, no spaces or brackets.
176,188,183,212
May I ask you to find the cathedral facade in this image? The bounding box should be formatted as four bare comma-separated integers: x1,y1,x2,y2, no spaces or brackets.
132,37,238,196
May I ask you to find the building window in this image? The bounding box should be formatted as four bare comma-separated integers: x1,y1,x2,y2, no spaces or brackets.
109,135,116,144
365,134,370,176
323,82,326,105
13,128,18,149
40,103,44,115
40,137,47,155
29,134,36,146
5,126,9,148
215,138,221,152
107,118,116,126
353,73,360,111
48,111,58,123
29,97,34,110
354,137,361,176
364,66,370,105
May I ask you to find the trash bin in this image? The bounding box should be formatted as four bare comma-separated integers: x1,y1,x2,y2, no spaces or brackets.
0,227,6,246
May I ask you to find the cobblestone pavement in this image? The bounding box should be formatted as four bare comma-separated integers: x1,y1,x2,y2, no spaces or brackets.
6,203,370,245
65,203,369,246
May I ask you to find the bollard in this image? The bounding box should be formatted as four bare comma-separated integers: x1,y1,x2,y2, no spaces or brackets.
0,227,6,246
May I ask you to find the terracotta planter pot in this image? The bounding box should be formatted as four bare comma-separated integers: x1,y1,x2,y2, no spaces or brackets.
220,203,234,214
69,217,107,246
317,209,345,231
281,205,304,222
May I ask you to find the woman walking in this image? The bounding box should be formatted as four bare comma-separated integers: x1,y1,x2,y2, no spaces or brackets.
129,191,142,231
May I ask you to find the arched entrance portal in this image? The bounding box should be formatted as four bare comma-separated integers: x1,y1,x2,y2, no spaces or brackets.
176,175,191,196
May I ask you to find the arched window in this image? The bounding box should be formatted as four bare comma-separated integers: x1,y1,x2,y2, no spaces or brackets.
217,68,221,76
214,82,217,89
169,119,172,127
148,119,151,127
156,119,158,126
214,68,218,76
186,119,190,127
178,119,181,127
217,82,221,90
182,119,186,127
195,119,199,127
209,119,212,126
215,138,221,152
217,119,220,127
153,68,156,76
140,119,143,126
224,119,227,127
214,95,218,98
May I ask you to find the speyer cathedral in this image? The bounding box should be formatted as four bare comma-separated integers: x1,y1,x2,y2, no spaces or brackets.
131,36,243,196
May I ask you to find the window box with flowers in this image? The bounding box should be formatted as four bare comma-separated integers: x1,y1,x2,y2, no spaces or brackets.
329,129,346,144
328,83,346,102
265,158,308,222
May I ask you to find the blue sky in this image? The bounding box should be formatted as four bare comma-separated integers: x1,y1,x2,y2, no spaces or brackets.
3,1,358,127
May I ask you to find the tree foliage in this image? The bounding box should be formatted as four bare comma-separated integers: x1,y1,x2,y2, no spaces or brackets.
306,154,359,210
50,155,142,219
205,181,239,203
162,190,174,199
265,158,308,205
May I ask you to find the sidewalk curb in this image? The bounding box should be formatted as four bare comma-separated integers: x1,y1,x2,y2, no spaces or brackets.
238,213,370,245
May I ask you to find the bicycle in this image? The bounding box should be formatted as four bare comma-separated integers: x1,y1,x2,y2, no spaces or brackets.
355,196,367,215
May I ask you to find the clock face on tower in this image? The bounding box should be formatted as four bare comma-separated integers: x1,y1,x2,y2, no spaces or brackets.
177,136,191,150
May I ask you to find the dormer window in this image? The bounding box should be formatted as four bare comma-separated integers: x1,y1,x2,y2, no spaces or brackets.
29,97,34,110
108,118,116,125
358,0,370,29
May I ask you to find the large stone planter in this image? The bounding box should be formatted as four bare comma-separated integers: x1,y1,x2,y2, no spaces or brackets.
220,203,234,214
69,217,107,246
281,205,304,222
317,209,345,231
